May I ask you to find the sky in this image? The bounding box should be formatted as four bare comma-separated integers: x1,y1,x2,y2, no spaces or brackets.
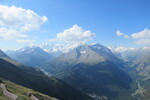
0,0,150,51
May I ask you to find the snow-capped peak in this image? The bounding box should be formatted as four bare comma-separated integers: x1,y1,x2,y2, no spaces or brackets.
38,43,81,53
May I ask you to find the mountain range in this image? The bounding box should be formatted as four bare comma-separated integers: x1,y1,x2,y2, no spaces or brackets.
2,43,150,100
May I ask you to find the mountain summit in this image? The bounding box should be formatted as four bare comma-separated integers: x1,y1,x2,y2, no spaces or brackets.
45,43,133,100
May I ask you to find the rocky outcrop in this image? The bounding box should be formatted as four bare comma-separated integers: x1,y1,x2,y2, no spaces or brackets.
27,92,39,100
0,83,18,100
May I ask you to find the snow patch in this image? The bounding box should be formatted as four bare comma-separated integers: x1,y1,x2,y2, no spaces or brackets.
80,51,86,54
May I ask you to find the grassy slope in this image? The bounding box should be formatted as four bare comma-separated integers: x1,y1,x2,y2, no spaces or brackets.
0,79,57,100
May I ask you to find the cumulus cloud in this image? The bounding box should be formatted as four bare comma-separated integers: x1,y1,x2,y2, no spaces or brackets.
116,30,129,38
134,39,150,45
116,28,150,45
131,28,150,39
0,27,27,40
49,24,95,43
0,5,47,40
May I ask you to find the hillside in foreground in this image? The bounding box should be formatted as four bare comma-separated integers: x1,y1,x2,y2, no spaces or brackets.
0,79,58,100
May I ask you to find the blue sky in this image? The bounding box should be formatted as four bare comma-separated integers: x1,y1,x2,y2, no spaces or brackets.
0,0,150,51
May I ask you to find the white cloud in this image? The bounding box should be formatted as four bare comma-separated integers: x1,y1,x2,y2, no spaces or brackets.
131,28,150,39
49,24,95,43
116,30,129,38
16,39,35,43
0,5,47,40
116,28,150,45
116,30,124,36
0,27,27,40
134,39,150,45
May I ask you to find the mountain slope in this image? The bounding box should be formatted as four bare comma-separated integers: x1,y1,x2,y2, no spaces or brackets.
45,44,133,100
129,49,150,100
0,50,93,100
0,49,10,59
111,47,150,100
